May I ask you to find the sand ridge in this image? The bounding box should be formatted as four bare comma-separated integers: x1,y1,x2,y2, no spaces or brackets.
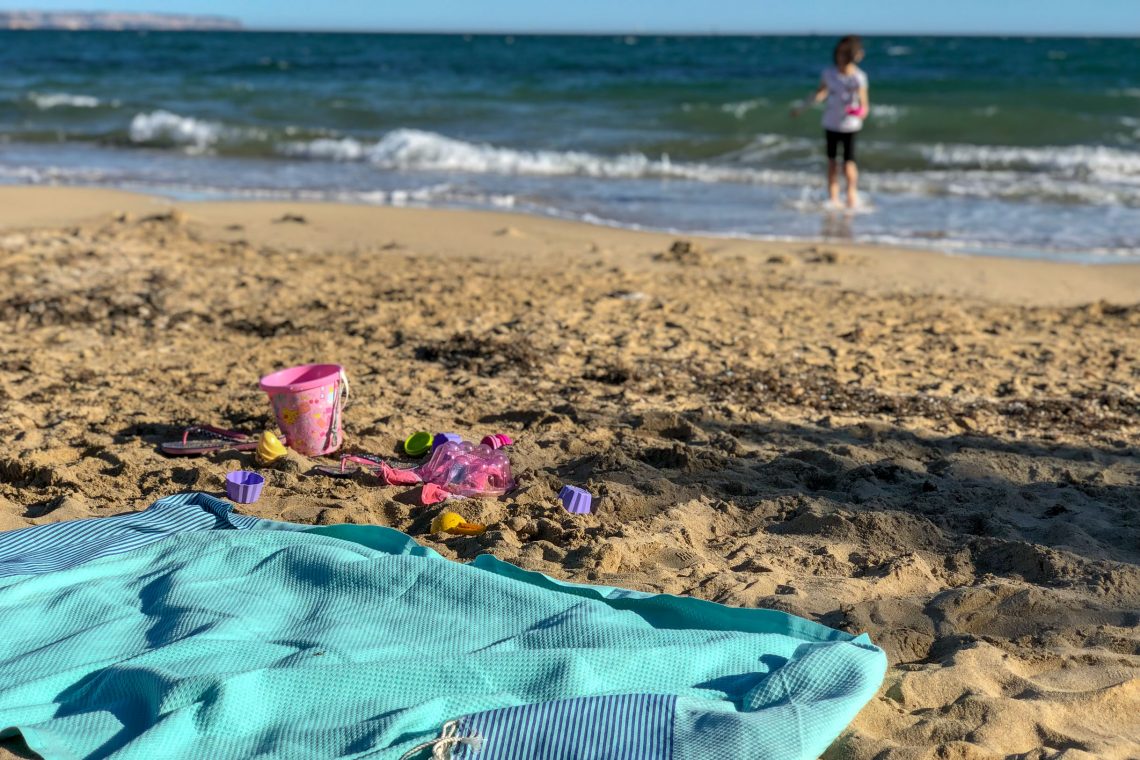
0,189,1138,759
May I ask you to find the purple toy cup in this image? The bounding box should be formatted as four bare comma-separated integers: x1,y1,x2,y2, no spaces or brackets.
433,432,463,451
559,485,592,514
481,433,513,450
225,471,265,503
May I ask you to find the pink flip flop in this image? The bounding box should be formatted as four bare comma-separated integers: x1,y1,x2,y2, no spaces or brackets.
159,425,267,456
315,454,422,485
315,453,385,478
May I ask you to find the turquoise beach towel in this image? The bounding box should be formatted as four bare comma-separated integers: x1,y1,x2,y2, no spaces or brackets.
0,493,885,759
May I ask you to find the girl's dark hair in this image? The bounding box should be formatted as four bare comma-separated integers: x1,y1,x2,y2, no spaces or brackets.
833,35,863,68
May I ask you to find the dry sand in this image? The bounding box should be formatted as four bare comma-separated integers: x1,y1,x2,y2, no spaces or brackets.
1,187,1138,759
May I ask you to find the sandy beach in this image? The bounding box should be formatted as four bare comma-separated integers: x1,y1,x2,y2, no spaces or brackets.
1,186,1138,759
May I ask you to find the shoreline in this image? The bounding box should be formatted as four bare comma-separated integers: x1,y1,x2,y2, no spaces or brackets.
6,179,1137,265
2,185,1138,758
3,187,1140,307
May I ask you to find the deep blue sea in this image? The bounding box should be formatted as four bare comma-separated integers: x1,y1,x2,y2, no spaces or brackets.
1,32,1139,260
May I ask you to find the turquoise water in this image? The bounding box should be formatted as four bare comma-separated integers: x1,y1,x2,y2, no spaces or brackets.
1,32,1138,260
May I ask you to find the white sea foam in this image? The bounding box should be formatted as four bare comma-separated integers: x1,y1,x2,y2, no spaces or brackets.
274,128,1140,207
920,142,1140,183
886,46,912,56
725,133,814,163
196,182,516,210
869,104,906,124
1122,116,1140,143
30,92,103,109
278,137,371,162
0,163,109,183
719,98,767,119
94,114,1140,210
865,169,1140,207
127,110,269,153
278,128,807,185
129,110,226,152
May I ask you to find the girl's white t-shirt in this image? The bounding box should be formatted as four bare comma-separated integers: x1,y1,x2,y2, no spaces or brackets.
822,65,868,133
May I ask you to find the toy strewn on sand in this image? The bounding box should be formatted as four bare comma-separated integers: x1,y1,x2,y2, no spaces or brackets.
417,441,515,497
255,430,288,465
317,441,515,499
259,364,349,456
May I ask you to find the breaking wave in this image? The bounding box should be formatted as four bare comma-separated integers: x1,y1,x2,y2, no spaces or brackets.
127,110,268,153
920,142,1140,184
276,128,1140,206
30,92,104,109
278,128,805,184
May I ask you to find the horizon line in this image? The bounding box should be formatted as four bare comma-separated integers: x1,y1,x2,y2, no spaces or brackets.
3,27,1137,38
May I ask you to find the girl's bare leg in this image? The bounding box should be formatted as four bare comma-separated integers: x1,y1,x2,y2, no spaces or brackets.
845,161,859,208
827,159,840,205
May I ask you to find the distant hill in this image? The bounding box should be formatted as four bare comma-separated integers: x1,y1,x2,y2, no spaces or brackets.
0,11,242,31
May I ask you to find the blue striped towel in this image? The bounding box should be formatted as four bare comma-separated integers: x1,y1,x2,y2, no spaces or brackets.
0,491,302,579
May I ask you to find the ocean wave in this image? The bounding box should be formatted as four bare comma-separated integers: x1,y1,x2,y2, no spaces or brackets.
920,142,1140,182
2,147,1135,259
886,46,912,56
1122,116,1140,142
29,92,104,109
866,170,1140,207
841,233,1140,261
719,98,767,119
128,110,226,151
278,128,804,184
88,116,1140,208
346,184,515,209
191,181,509,208
127,110,269,153
0,163,110,183
870,104,906,124
724,133,814,162
274,128,1140,207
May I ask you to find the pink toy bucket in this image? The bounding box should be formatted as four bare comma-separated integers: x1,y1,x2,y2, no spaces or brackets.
259,364,349,456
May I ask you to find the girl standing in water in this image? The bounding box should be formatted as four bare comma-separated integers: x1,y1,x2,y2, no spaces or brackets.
793,36,869,208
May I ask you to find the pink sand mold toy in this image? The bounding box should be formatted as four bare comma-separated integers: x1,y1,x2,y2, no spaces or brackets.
418,441,515,497
225,471,265,503
316,441,515,498
559,485,592,514
845,105,868,118
480,433,513,450
259,364,349,457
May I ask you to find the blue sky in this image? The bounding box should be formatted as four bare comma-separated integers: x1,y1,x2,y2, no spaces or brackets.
1,0,1138,35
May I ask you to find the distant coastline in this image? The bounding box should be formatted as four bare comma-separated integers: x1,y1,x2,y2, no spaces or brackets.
0,11,242,31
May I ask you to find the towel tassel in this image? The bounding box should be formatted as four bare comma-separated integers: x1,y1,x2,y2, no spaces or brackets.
400,720,482,760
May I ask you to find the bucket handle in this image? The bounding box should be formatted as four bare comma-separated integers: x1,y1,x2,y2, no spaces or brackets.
325,370,350,452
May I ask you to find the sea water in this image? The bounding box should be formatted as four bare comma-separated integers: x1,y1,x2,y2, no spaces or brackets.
1,32,1138,261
